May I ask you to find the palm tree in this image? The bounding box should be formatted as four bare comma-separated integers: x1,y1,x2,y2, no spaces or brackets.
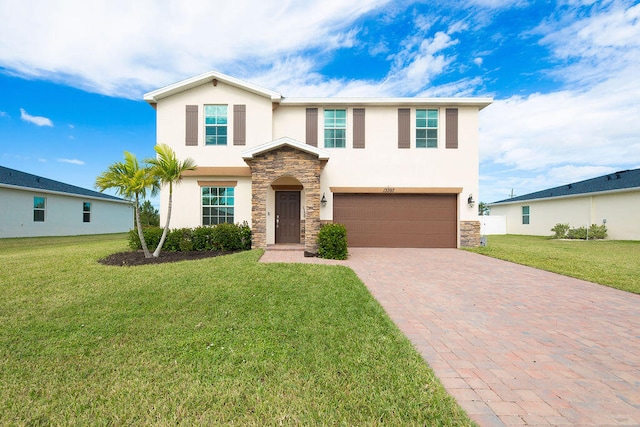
96,152,159,258
147,144,197,258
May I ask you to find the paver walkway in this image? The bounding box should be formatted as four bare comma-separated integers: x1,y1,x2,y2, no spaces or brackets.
260,247,640,426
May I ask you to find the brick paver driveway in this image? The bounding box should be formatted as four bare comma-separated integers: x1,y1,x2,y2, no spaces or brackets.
261,248,640,426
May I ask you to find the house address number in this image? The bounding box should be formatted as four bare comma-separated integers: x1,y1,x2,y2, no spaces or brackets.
383,186,395,193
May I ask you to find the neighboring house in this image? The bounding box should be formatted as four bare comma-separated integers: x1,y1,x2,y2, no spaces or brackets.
488,168,640,240
143,71,492,252
0,166,133,238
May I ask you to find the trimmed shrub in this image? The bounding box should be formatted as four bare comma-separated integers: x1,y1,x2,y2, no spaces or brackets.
317,223,348,260
128,227,163,250
238,221,252,250
164,228,193,252
567,226,587,240
192,226,216,251
211,222,242,251
127,223,251,252
551,223,570,239
588,224,607,240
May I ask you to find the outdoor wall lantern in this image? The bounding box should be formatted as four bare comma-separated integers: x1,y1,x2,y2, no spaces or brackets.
321,193,327,207
467,194,475,208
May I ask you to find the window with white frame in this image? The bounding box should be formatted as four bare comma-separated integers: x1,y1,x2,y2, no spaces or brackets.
324,109,346,148
202,187,234,225
83,202,91,223
416,109,438,148
522,206,530,225
34,196,45,222
204,105,228,145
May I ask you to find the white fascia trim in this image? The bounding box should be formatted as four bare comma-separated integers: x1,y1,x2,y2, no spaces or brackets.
241,137,331,161
143,70,282,103
0,183,133,205
487,187,640,206
280,97,494,110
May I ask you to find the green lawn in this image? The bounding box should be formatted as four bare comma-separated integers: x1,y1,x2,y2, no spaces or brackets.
465,234,640,294
0,234,474,426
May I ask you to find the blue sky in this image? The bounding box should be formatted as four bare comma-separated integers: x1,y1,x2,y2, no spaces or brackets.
1,0,639,205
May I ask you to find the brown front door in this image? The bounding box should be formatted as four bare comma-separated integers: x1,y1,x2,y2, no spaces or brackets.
275,191,301,243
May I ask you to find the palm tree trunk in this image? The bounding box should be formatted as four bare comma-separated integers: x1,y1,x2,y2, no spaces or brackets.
153,183,172,257
135,195,152,258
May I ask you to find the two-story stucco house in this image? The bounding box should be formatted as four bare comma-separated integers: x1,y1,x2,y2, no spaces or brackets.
143,71,492,253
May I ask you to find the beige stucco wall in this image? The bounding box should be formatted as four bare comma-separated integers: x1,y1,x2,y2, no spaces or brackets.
160,176,253,230
273,105,480,223
154,79,482,245
489,190,640,240
0,187,133,238
155,80,274,167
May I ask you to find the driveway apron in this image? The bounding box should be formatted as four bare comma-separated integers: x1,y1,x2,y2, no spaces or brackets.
261,247,640,426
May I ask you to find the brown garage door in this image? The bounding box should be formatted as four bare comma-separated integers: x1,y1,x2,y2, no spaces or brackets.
333,193,457,248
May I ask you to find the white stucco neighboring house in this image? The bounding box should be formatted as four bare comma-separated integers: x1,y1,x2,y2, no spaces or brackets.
0,166,133,238
143,71,492,252
488,168,640,240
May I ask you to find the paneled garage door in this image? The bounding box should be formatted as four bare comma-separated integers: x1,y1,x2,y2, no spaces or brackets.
333,193,457,248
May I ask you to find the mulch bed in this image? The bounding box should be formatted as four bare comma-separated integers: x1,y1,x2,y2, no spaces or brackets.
99,250,237,266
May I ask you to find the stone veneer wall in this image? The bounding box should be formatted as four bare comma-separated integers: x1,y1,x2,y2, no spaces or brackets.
245,147,323,253
460,220,481,247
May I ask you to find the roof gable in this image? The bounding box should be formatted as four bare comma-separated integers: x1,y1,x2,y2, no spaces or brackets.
143,70,282,104
241,137,330,161
0,166,127,202
490,168,640,205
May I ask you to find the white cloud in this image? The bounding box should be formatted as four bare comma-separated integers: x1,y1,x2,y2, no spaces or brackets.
480,0,640,202
19,108,53,127
0,0,389,99
537,1,640,88
57,158,85,165
473,57,483,66
0,111,7,117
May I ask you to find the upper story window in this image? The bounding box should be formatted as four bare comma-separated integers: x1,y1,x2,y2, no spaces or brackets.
34,196,45,222
83,202,91,223
416,109,438,148
522,206,530,225
204,105,228,146
324,109,346,148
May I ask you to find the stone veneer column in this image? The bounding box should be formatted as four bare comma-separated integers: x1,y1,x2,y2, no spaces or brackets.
460,220,481,247
245,146,323,254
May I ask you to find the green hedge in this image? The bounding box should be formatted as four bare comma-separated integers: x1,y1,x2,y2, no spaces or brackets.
128,222,252,252
551,223,607,240
317,223,348,260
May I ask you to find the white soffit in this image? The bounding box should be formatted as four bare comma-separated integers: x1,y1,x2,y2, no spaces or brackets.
280,97,494,110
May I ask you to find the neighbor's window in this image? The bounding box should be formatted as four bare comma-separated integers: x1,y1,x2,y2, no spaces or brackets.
204,105,228,145
34,196,45,222
324,109,346,148
202,187,234,225
83,202,91,223
416,109,438,148
522,206,530,225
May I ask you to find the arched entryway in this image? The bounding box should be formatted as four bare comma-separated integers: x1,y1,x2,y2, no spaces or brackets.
242,138,329,253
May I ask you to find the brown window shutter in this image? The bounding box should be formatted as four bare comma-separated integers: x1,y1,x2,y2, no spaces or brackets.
446,108,458,149
398,108,410,149
306,108,318,147
353,108,365,149
185,105,198,146
233,104,246,145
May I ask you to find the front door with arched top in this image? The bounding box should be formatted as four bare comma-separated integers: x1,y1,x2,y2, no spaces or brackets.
275,191,300,243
